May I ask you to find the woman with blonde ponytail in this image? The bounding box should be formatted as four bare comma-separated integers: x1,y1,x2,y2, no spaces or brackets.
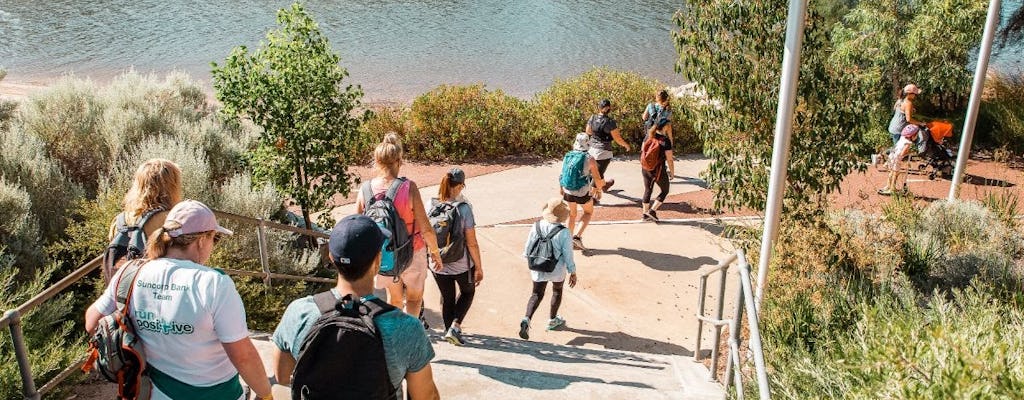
357,132,444,326
86,200,273,400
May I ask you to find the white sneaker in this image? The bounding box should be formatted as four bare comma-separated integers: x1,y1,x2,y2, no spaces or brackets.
547,316,566,331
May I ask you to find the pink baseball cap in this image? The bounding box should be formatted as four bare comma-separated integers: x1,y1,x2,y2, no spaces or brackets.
164,200,233,238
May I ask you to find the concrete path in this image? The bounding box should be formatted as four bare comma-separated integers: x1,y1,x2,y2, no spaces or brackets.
331,155,712,226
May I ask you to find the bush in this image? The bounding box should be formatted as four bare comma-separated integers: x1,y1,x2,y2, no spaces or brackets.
534,68,662,152
0,179,43,270
406,85,536,161
978,70,1024,153
0,126,83,242
356,106,410,164
0,254,82,400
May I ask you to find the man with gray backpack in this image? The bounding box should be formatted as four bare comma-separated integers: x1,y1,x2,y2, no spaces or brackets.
518,198,578,340
271,214,439,400
560,132,606,251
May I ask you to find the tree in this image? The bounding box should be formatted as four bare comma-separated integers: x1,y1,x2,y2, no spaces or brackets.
673,0,874,214
211,1,368,231
830,0,987,118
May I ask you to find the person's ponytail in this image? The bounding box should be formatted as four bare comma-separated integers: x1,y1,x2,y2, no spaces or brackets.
146,227,173,259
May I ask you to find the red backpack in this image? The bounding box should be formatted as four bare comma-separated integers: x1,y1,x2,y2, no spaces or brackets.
640,135,664,172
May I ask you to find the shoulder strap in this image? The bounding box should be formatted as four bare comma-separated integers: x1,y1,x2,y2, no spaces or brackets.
533,221,542,238
114,212,130,233
545,225,565,240
361,181,376,206
114,259,147,311
312,291,337,315
384,177,407,201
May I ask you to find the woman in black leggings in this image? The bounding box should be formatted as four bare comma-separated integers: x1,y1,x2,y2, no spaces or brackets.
640,121,675,222
519,197,578,340
429,168,484,346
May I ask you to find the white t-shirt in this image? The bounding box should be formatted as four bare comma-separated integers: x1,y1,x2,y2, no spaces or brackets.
92,258,249,395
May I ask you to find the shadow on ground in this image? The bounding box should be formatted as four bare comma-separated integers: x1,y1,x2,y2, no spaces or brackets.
583,247,717,272
430,332,673,369
562,327,694,356
432,359,655,391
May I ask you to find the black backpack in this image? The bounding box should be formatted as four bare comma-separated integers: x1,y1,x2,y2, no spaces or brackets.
526,222,565,273
291,292,398,400
362,179,414,278
429,200,466,264
588,114,613,143
103,208,163,282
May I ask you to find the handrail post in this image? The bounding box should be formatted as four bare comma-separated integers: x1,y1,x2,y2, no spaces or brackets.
726,276,745,394
694,275,708,362
6,311,41,400
256,218,272,288
707,263,730,380
738,252,771,400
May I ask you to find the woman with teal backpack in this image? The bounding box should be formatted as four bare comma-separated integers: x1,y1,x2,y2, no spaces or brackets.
559,132,605,251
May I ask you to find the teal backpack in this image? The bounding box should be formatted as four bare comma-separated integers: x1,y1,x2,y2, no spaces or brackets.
559,151,590,191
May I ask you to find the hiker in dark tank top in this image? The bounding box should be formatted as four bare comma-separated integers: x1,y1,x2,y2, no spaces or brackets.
585,99,632,193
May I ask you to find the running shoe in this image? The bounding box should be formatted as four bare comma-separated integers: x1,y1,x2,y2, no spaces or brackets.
642,211,653,221
572,236,585,250
647,209,659,222
419,312,429,330
547,316,566,331
518,318,530,340
877,188,892,196
444,327,466,346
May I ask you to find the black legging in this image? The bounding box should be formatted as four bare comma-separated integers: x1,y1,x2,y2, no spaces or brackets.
524,281,564,320
642,167,669,203
433,270,476,329
596,158,611,178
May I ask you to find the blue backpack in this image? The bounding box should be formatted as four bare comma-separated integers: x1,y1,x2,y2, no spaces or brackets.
361,179,414,279
559,151,590,191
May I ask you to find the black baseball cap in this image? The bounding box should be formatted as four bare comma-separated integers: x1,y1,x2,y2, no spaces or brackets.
328,215,391,276
598,99,612,108
448,168,466,185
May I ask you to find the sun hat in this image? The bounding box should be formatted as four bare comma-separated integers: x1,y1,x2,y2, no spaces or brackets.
164,200,232,237
598,99,612,108
903,84,921,95
573,132,590,152
541,197,569,224
329,214,391,270
447,168,466,185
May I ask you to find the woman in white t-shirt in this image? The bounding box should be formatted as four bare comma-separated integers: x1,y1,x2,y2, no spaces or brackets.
85,200,272,400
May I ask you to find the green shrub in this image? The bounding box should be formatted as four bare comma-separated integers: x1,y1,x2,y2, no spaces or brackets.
534,68,662,152
978,70,1024,153
18,77,108,193
0,254,82,400
0,179,43,270
356,106,410,164
104,134,214,205
407,85,535,161
0,126,83,242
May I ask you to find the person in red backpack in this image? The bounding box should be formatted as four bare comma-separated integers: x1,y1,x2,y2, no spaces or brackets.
639,118,675,222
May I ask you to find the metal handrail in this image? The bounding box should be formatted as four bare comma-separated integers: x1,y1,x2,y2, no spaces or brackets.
693,250,770,400
3,209,334,400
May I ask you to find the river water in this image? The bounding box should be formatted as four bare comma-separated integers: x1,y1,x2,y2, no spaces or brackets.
0,0,1020,101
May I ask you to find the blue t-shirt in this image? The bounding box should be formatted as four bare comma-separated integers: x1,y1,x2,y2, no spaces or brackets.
272,289,435,397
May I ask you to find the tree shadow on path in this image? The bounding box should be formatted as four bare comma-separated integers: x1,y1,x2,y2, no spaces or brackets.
583,247,717,272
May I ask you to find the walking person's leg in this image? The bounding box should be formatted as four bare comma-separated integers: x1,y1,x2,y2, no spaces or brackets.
521,281,548,339
641,169,655,219
401,248,429,320
576,200,594,239
452,270,476,328
547,281,566,330
567,202,578,240
597,158,613,190
649,169,670,221
433,272,458,331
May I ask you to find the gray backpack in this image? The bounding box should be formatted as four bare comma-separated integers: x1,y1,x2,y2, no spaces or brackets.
84,260,152,400
526,222,564,273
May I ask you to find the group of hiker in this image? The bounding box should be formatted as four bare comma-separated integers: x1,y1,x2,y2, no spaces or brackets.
81,89,678,400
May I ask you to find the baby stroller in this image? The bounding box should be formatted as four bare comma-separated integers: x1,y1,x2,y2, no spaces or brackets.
913,121,955,180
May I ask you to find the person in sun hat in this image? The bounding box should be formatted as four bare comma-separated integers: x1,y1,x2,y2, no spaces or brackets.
560,132,605,250
270,214,439,400
518,197,578,340
85,199,273,400
585,98,632,193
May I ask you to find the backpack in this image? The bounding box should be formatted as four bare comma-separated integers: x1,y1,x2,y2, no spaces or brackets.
103,208,163,282
559,151,590,191
526,222,565,273
83,259,152,400
362,179,414,279
588,114,613,143
429,200,466,264
291,292,398,400
643,104,663,134
640,134,666,172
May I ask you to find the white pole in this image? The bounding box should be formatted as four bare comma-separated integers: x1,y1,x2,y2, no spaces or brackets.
754,0,810,312
949,0,1001,200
